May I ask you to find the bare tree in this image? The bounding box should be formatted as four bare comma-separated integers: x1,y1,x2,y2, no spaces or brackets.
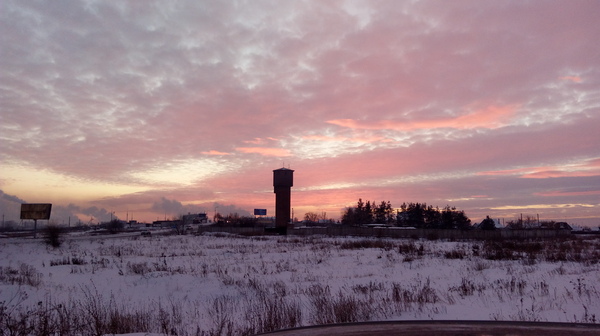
304,212,319,225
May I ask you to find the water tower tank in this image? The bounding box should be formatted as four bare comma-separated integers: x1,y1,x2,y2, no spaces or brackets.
273,167,294,188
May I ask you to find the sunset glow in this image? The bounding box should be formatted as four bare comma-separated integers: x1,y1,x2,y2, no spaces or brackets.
1,1,599,226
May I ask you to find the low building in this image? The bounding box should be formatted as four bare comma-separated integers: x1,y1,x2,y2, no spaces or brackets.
182,213,208,225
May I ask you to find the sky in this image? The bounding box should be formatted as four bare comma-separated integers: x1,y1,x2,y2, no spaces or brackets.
1,0,599,226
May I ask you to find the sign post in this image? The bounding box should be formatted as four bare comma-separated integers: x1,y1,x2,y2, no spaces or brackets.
254,209,267,216
20,203,52,238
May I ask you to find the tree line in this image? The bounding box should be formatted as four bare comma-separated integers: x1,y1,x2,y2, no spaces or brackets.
341,199,472,229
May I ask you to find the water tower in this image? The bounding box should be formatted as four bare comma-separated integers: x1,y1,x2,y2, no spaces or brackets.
273,167,294,233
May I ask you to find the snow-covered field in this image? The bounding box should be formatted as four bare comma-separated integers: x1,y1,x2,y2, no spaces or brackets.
1,232,598,335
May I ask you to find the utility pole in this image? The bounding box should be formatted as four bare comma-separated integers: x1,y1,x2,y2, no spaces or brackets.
520,213,523,225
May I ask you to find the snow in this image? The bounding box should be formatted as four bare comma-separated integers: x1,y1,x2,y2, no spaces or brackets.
0,232,598,335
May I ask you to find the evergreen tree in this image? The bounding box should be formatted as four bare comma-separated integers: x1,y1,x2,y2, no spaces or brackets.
424,205,441,228
374,200,394,224
345,198,471,229
441,206,471,229
401,202,425,228
341,207,355,225
363,200,373,224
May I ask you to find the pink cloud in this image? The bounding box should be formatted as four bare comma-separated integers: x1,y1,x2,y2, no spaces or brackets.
478,167,548,177
560,76,582,83
521,170,600,179
535,190,600,197
243,137,279,145
301,134,392,144
327,105,518,131
235,147,292,157
479,157,600,179
586,158,600,168
201,150,232,156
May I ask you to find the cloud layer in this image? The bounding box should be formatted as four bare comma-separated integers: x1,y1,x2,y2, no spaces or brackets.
1,0,599,225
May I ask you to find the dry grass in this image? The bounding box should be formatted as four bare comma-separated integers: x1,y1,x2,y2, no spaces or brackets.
0,234,598,335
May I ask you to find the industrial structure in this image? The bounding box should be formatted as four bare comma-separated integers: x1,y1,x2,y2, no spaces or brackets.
273,167,294,234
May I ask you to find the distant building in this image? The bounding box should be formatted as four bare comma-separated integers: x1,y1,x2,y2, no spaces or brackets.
151,220,176,228
540,221,572,230
256,217,275,227
474,217,500,230
182,213,208,225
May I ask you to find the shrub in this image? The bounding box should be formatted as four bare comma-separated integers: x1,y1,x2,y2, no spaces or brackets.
0,263,43,287
339,239,394,250
127,262,151,275
44,225,63,248
444,248,466,259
